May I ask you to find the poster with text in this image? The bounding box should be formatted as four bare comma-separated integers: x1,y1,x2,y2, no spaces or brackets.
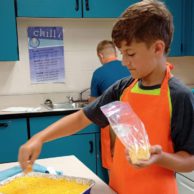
28,27,65,84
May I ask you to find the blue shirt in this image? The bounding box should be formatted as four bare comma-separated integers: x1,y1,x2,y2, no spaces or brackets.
90,60,130,97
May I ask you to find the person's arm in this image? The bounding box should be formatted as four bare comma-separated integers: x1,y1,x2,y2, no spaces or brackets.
157,149,194,172
88,96,97,103
18,110,92,170
126,145,194,172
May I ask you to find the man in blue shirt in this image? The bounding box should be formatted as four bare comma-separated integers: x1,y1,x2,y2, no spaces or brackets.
89,40,130,173
89,40,130,101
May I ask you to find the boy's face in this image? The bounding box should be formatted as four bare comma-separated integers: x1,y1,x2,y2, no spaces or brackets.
119,40,161,79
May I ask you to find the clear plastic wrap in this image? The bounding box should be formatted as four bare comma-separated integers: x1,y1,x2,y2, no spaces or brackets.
101,101,150,164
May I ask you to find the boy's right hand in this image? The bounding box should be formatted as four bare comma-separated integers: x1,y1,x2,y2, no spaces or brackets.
126,145,162,168
18,136,43,171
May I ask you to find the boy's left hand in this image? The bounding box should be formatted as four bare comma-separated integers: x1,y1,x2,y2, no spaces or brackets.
126,145,163,168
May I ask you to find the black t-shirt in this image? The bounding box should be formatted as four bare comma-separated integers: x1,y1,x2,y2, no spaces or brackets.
83,76,194,154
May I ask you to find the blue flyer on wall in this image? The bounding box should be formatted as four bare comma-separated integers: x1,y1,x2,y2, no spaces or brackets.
28,27,65,83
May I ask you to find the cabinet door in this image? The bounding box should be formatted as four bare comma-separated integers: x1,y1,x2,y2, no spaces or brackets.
163,0,182,56
176,174,194,194
183,0,194,56
17,0,82,18
0,0,18,61
0,119,28,163
96,133,109,183
78,123,100,134
181,0,192,56
30,116,97,173
83,0,138,18
192,1,194,55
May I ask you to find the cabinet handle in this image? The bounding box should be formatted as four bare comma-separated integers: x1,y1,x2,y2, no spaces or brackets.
0,123,8,128
85,0,90,11
75,0,79,11
89,140,93,153
99,138,101,153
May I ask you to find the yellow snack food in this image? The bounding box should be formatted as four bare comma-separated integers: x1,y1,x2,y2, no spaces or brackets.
0,176,90,194
129,145,150,164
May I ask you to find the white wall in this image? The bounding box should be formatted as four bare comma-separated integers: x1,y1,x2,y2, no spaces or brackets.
168,57,194,88
0,18,193,97
0,18,116,95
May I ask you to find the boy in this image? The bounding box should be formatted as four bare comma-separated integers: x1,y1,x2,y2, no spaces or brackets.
89,40,130,171
18,1,194,194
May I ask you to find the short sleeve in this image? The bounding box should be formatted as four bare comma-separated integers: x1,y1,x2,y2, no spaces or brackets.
170,82,194,154
83,77,134,127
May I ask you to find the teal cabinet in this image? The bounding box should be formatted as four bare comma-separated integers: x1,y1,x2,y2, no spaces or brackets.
178,0,194,56
16,0,82,18
15,0,186,56
16,0,138,18
83,0,137,18
192,1,194,55
96,133,109,184
0,119,28,163
29,116,98,173
0,0,18,61
181,0,192,55
163,0,183,56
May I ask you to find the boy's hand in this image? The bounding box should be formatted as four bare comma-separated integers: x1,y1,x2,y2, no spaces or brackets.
18,136,43,171
126,145,163,168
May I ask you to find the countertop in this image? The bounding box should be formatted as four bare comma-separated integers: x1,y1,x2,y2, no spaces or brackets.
0,155,116,194
0,92,82,119
0,105,79,119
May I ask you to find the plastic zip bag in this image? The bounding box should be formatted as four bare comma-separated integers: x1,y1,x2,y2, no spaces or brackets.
101,101,150,164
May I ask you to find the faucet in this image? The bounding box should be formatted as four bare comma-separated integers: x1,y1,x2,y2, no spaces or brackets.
44,99,53,108
79,88,90,101
66,88,90,103
66,96,74,103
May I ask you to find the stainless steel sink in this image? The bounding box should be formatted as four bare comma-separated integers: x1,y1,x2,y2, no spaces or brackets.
43,101,88,110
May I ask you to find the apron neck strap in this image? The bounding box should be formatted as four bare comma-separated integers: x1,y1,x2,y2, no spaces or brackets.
129,63,173,95
160,65,173,96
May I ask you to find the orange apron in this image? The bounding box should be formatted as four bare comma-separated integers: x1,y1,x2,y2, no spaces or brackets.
109,67,178,194
101,126,113,169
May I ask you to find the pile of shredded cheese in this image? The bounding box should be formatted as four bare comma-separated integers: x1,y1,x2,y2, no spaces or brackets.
129,145,150,164
0,176,90,194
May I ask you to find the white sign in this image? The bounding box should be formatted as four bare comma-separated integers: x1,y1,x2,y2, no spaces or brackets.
28,27,65,84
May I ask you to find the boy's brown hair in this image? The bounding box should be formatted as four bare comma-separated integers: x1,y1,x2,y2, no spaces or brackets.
112,0,174,54
96,40,116,53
